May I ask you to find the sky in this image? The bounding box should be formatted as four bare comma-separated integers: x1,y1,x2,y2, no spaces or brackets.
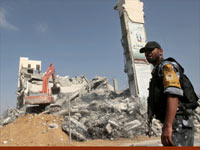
0,0,199,113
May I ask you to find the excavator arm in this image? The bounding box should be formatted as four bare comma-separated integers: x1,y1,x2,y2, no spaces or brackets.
41,64,57,94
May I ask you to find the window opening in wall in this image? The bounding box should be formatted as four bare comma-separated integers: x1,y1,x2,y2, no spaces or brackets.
36,65,41,74
27,68,34,74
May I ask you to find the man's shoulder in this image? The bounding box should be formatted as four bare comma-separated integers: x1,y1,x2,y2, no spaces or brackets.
153,57,183,77
159,57,183,74
161,57,177,66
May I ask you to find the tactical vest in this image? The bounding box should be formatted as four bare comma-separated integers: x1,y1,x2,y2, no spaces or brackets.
148,57,199,123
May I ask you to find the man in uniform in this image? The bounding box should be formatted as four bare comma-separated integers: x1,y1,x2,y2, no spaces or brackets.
140,41,197,146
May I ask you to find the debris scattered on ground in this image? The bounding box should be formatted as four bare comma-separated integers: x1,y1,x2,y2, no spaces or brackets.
1,72,200,145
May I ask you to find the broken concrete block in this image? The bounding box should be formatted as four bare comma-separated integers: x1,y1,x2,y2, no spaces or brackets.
72,115,79,121
48,123,58,129
74,113,82,120
62,116,88,141
153,120,162,130
42,130,46,133
105,123,112,134
69,118,87,131
194,112,200,122
108,120,119,128
62,125,87,141
114,103,128,111
79,109,90,116
2,117,12,126
2,141,8,144
124,120,141,131
79,117,87,125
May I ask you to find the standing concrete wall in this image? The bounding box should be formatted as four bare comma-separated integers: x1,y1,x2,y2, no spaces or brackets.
115,0,152,103
18,57,41,88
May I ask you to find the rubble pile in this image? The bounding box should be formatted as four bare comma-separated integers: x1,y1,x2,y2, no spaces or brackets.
1,72,200,142
0,108,25,126
46,76,158,141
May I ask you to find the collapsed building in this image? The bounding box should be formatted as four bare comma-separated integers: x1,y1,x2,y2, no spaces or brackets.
14,57,152,140
0,0,200,143
0,56,199,142
0,56,162,141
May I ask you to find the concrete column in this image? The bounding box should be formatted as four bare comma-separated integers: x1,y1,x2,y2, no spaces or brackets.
114,0,152,102
113,78,118,93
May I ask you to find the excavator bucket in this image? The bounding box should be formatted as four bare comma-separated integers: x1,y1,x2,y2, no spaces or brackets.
51,85,60,95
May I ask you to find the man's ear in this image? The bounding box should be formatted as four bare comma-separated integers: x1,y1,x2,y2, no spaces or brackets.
159,49,163,56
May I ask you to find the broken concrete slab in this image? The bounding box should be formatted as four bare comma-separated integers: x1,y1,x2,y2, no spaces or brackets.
1,117,12,126
124,120,141,132
62,117,88,141
62,127,87,141
108,120,119,128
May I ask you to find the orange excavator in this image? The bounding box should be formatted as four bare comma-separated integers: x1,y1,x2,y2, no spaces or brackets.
24,64,60,105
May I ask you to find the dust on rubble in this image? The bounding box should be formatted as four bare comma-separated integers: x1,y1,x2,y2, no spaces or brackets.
0,114,156,146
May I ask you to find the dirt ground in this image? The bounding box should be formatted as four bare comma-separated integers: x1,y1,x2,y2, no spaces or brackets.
0,114,158,146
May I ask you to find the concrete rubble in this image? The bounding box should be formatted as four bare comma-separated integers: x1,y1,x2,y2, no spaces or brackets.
1,69,200,141
0,108,25,126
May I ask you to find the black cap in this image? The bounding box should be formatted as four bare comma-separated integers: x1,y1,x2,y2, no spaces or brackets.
139,41,161,53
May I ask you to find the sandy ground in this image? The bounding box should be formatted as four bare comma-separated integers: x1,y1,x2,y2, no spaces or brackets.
0,114,159,146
